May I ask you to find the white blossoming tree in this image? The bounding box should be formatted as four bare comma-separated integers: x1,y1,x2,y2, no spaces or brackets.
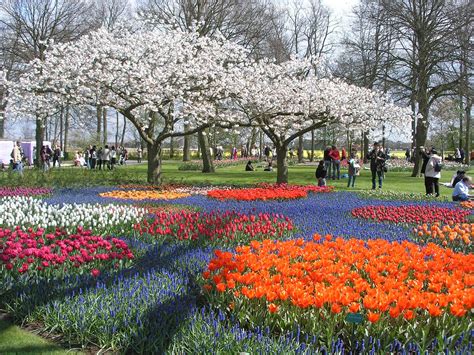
7,27,411,184
7,28,251,183
228,59,413,183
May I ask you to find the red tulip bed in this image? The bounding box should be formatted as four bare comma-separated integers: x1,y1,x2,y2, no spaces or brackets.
0,226,134,278
207,183,333,201
134,210,294,245
0,186,52,197
351,205,470,225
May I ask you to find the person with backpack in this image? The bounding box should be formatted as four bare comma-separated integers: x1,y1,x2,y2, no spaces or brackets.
315,160,327,186
424,149,442,197
347,152,360,188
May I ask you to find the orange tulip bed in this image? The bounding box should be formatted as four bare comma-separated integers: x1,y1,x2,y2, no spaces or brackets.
207,184,334,201
202,236,473,350
460,200,474,209
99,189,190,200
414,223,473,253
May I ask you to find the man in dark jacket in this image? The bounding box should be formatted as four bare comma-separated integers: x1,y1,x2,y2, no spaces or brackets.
368,142,386,189
323,146,332,180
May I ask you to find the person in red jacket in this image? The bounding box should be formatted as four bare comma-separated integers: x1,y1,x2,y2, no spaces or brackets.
329,145,341,180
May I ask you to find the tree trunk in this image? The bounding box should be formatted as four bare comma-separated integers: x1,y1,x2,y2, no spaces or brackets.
183,124,191,161
103,107,107,146
59,106,64,151
465,96,471,165
197,136,201,159
53,112,59,144
35,117,45,168
310,130,315,162
120,114,126,147
259,130,264,160
0,103,5,139
297,135,304,163
96,106,102,143
276,145,289,184
169,137,174,159
363,131,369,163
64,105,69,155
147,141,162,184
115,111,119,148
198,130,215,173
412,92,429,177
459,94,464,149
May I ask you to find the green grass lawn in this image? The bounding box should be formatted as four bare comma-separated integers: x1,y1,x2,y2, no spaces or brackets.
0,318,80,354
0,160,462,198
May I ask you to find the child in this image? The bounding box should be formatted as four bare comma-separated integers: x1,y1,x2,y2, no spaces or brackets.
315,160,327,186
347,153,360,188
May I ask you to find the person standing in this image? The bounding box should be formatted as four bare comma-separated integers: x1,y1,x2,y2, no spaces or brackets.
11,141,23,175
137,147,142,163
97,147,103,170
347,152,360,188
90,146,97,169
84,146,91,169
52,144,61,168
341,147,347,162
452,176,472,201
40,145,50,172
102,145,110,170
454,148,461,163
420,147,431,176
368,142,386,189
323,146,332,179
424,149,442,197
109,146,117,170
329,145,341,180
405,148,411,162
264,145,271,163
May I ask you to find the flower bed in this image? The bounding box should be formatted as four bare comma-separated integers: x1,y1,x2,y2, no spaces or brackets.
118,184,235,195
460,200,474,209
99,189,190,200
202,237,473,350
136,203,200,215
207,184,333,201
351,205,470,224
134,211,294,245
414,223,472,253
0,227,133,277
0,197,145,234
178,158,257,171
0,187,52,197
357,190,449,202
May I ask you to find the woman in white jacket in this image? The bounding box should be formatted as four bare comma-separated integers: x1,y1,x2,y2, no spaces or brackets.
424,149,442,197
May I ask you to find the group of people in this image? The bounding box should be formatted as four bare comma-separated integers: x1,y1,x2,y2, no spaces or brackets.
316,142,387,189
420,147,472,201
10,141,62,173
74,144,130,170
39,144,62,171
75,145,129,170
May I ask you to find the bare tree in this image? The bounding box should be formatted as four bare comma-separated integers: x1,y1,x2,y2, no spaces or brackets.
380,0,467,176
94,0,131,30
